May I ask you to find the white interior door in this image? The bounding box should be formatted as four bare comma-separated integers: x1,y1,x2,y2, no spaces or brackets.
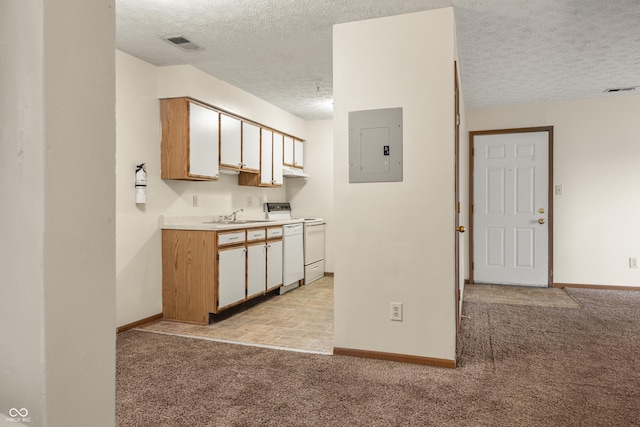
473,131,549,287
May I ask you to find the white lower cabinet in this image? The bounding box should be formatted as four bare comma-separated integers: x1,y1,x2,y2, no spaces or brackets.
267,240,283,291
217,246,247,309
247,242,267,298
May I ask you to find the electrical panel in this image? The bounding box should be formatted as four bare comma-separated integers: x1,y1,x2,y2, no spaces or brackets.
349,107,403,183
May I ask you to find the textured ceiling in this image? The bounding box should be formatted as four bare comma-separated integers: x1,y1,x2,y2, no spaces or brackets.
116,0,640,121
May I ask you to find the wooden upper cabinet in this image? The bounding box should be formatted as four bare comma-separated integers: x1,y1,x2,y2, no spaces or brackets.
219,113,242,170
238,127,282,187
161,97,220,180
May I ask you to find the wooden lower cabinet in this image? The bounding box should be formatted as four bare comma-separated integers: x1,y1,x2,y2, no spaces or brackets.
162,229,216,324
162,227,283,325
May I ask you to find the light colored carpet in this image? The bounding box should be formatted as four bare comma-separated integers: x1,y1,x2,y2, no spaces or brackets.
117,288,640,426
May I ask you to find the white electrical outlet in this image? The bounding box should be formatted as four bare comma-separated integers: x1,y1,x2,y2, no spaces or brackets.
390,302,403,322
247,196,253,208
192,195,198,207
258,197,264,207
629,257,638,269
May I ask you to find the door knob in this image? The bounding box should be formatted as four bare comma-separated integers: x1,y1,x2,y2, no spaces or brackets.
456,226,466,233
538,218,545,224
538,208,545,214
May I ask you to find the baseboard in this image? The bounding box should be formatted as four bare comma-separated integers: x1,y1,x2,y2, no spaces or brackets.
117,313,163,334
553,283,640,291
324,272,334,277
333,347,456,369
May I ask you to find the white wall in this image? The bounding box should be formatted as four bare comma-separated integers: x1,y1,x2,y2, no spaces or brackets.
157,65,307,140
467,95,640,287
116,54,309,327
286,120,335,272
1,1,116,425
333,9,457,360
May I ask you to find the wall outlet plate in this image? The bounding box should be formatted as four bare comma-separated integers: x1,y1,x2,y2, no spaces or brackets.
390,302,403,321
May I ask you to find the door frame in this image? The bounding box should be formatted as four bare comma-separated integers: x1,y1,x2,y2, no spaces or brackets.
468,126,554,286
453,61,461,336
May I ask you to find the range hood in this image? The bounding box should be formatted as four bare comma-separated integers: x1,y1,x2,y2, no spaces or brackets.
282,166,310,178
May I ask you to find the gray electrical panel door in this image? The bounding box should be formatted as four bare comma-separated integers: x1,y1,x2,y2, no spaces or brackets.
349,107,403,183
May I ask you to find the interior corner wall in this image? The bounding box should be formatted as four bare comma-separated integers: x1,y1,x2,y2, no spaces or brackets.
286,119,335,272
1,1,116,425
466,95,640,287
0,0,47,421
333,8,457,360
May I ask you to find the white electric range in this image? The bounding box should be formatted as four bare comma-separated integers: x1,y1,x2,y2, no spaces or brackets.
264,203,326,286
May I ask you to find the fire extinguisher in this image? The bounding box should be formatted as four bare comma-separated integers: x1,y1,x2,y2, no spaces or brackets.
135,163,147,204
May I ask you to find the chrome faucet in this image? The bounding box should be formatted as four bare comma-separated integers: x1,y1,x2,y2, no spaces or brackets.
220,208,243,221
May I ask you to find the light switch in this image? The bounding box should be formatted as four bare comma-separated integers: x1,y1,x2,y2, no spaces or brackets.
555,185,563,196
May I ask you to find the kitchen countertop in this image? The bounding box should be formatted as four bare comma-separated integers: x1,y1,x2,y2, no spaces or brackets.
160,214,304,231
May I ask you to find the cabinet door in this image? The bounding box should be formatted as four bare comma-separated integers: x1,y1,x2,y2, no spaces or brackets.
247,243,267,298
267,240,283,290
260,129,273,185
242,122,261,171
189,102,219,178
220,114,241,169
218,246,246,308
283,136,295,166
294,139,304,168
272,132,284,185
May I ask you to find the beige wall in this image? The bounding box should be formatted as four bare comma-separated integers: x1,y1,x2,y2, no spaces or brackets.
116,54,310,327
466,94,640,287
333,8,458,360
1,1,116,425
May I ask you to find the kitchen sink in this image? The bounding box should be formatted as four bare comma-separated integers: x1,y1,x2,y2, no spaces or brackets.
202,219,271,224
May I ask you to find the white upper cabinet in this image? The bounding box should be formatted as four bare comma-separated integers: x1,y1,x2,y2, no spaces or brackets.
188,102,219,179
293,139,304,168
283,135,295,166
272,132,284,185
219,113,242,169
241,122,261,172
283,136,304,169
260,129,273,185
160,97,220,180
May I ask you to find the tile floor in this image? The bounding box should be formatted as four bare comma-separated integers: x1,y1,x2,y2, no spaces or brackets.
463,283,581,308
140,276,334,354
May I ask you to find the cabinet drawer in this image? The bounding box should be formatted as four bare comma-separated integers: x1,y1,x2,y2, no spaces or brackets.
247,228,266,241
267,227,283,239
218,231,246,246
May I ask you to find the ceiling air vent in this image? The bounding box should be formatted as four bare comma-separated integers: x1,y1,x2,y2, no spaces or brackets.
604,86,636,93
163,35,202,51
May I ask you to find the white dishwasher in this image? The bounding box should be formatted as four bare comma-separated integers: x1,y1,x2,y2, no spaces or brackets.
281,222,304,294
